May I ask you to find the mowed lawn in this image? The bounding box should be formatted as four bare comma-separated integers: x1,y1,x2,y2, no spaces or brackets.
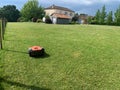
1,23,120,90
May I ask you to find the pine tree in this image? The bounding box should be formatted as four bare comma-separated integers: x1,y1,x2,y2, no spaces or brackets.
106,11,113,25
99,5,106,25
95,9,100,24
87,16,92,24
114,5,120,25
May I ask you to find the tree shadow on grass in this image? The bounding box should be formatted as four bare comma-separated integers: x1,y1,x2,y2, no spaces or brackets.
0,82,4,90
0,77,5,90
0,77,50,90
3,49,28,54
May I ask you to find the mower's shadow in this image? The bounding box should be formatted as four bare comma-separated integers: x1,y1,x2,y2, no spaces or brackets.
32,52,50,58
3,49,50,58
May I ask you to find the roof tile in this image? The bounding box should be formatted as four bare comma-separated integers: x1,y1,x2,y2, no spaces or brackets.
45,5,74,12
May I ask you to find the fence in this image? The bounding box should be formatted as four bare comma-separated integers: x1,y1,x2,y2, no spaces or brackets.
0,18,7,49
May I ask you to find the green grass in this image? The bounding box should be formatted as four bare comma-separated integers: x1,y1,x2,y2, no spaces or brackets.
1,22,120,90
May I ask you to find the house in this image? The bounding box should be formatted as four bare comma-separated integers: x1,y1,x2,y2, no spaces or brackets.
78,14,88,24
44,5,75,24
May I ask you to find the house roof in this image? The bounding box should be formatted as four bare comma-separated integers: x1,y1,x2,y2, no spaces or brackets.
79,14,88,19
51,13,71,19
45,5,74,12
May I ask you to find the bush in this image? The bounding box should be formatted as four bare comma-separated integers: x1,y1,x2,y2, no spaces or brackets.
32,17,38,22
90,20,97,24
45,15,52,24
69,21,79,24
37,19,42,23
17,17,27,22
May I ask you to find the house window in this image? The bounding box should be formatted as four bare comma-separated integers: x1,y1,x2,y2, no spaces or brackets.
70,13,73,16
65,12,68,15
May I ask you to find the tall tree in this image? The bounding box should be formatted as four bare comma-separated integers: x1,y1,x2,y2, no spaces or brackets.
87,16,92,24
72,13,79,22
106,11,113,25
99,5,106,24
114,5,120,25
95,9,100,24
21,0,45,21
0,5,20,22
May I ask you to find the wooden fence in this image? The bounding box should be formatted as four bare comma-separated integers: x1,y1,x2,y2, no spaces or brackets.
0,18,7,49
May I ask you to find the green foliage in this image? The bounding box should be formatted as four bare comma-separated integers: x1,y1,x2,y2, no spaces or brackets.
70,21,78,24
0,5,20,22
31,17,38,22
95,9,100,24
72,13,79,22
36,19,42,23
93,5,116,25
0,20,1,49
45,15,52,23
87,16,92,24
17,17,27,22
0,20,1,31
21,0,45,21
114,5,120,25
99,5,106,24
106,11,113,25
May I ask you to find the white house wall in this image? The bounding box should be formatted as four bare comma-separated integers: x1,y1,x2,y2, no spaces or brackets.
52,17,57,24
45,9,56,16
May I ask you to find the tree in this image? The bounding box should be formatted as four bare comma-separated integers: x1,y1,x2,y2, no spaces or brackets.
87,16,92,24
106,11,113,25
87,16,94,24
0,5,20,22
99,5,106,24
72,13,79,22
95,9,101,24
114,5,120,25
21,0,45,21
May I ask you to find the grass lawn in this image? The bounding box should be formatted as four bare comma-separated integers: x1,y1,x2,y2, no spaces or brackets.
0,22,120,90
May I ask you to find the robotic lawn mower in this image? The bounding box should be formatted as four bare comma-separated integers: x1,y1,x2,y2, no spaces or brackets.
28,46,44,57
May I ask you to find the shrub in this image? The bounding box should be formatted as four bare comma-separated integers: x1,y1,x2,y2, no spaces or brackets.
70,21,79,24
45,15,52,24
32,17,38,22
37,19,42,23
90,20,97,24
17,17,27,22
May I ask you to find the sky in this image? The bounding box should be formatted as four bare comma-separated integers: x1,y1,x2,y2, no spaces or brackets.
0,0,120,15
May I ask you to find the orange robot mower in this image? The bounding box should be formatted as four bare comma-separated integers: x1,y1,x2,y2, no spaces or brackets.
28,46,44,57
